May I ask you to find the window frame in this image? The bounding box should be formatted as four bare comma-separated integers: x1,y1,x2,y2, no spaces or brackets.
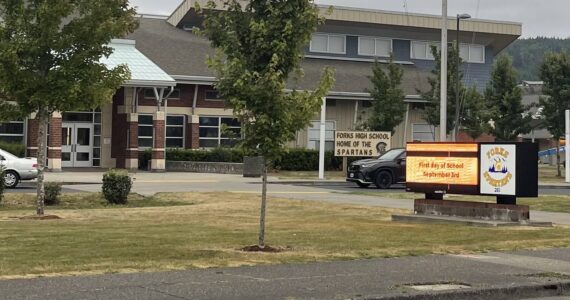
357,36,393,57
309,33,347,55
138,114,154,150
412,123,437,142
198,116,242,148
204,89,223,101
0,120,25,144
307,120,337,151
410,40,441,61
165,115,185,149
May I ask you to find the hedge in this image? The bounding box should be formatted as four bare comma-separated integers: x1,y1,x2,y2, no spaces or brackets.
138,148,365,171
0,142,26,157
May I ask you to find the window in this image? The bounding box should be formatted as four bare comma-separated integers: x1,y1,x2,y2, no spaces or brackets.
143,88,181,100
358,37,392,57
199,116,241,148
411,41,440,60
0,121,24,144
309,33,346,54
308,121,336,151
166,115,185,148
459,44,485,63
412,124,436,142
205,89,222,101
138,115,154,149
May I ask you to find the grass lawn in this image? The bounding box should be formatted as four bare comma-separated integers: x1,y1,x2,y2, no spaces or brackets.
2,192,570,278
540,164,566,183
348,191,570,214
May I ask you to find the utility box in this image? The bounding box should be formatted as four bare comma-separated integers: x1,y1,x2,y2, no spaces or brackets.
243,156,264,178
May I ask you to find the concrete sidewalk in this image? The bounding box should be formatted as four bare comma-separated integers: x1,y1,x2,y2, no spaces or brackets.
3,249,570,300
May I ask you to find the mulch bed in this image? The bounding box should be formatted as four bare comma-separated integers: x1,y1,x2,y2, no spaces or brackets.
241,245,288,253
19,215,62,220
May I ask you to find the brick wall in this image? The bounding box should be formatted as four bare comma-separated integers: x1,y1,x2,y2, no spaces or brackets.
27,118,39,157
48,117,62,159
456,131,496,143
111,88,127,169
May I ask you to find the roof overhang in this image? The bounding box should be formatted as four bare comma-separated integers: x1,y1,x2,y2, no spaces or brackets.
101,39,176,88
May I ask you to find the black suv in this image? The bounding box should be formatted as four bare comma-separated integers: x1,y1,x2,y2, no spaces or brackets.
346,148,406,189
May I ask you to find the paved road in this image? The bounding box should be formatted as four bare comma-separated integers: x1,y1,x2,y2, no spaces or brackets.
2,249,570,299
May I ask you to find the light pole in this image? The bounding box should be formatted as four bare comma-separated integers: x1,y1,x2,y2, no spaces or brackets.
439,0,448,141
453,13,471,141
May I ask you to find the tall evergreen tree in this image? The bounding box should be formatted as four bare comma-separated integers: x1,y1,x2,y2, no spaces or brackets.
539,52,570,177
0,0,137,215
365,56,405,134
485,55,531,141
200,0,334,248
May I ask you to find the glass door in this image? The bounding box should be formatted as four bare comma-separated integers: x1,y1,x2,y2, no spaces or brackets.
61,123,93,168
61,124,74,168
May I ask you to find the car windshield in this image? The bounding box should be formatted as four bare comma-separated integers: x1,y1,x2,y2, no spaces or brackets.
378,149,404,161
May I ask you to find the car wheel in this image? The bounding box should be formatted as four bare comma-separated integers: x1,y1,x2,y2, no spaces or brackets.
4,170,19,189
356,182,370,188
375,171,393,189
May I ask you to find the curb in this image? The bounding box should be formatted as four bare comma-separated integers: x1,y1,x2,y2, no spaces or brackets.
357,281,570,300
539,184,570,189
267,181,351,186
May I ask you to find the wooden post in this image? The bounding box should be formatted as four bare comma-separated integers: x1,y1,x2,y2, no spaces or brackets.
342,156,348,174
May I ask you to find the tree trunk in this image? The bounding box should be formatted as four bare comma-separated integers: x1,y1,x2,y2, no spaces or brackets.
557,140,562,177
258,161,268,248
36,109,49,216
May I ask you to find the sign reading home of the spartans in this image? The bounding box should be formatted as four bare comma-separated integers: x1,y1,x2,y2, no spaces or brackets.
334,131,391,157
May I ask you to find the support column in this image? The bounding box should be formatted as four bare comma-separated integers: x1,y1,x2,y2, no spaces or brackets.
318,97,326,180
187,115,200,149
27,117,39,157
48,112,62,172
151,111,166,172
125,113,139,170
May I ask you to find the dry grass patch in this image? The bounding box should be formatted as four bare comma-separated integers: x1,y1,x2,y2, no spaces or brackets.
1,192,570,278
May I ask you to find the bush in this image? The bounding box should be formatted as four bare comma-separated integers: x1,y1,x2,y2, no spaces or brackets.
166,148,244,163
139,149,152,170
44,182,62,206
102,169,132,205
0,142,25,158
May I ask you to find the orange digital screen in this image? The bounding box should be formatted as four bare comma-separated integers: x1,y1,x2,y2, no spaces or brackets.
407,156,478,186
407,143,478,153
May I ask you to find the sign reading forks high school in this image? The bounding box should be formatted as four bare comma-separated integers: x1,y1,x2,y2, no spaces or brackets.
406,142,538,198
334,131,391,157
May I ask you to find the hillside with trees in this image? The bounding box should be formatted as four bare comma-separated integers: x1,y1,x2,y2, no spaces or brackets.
505,37,570,81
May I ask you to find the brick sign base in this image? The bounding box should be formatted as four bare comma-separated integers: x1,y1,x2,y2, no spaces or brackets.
414,199,530,222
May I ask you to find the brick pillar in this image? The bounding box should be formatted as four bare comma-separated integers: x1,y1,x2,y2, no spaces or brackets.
186,115,200,149
125,113,139,170
48,113,62,172
27,117,39,157
151,111,165,172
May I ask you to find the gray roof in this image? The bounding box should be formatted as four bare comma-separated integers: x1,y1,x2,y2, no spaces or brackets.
127,17,432,96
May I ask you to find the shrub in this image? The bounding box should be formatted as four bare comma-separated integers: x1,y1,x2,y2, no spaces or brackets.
139,149,152,170
0,142,25,158
44,182,62,205
102,169,132,205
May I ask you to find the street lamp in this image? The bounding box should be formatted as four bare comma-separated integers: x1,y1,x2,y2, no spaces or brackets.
453,13,471,141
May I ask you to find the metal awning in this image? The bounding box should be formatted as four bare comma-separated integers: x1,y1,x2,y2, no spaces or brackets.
101,39,176,88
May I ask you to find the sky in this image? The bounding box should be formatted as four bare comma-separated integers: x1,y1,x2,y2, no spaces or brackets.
130,0,570,38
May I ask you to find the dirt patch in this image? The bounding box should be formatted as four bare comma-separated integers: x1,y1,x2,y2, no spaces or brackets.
19,215,62,220
241,245,287,253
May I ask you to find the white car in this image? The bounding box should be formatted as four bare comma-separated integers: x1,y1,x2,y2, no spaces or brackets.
0,148,38,188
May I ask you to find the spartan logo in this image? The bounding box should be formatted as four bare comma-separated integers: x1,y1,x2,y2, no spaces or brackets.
483,147,513,188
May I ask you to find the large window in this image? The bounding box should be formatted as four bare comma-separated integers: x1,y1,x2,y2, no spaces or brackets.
358,37,392,57
139,115,187,149
309,33,346,54
412,124,436,142
138,115,154,149
411,41,440,60
166,115,185,148
308,120,336,151
0,121,24,144
199,116,241,148
459,44,485,63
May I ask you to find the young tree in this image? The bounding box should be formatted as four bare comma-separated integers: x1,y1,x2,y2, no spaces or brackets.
461,86,490,140
539,52,570,177
422,43,463,137
0,1,138,215
364,57,405,133
200,0,334,248
484,55,532,141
